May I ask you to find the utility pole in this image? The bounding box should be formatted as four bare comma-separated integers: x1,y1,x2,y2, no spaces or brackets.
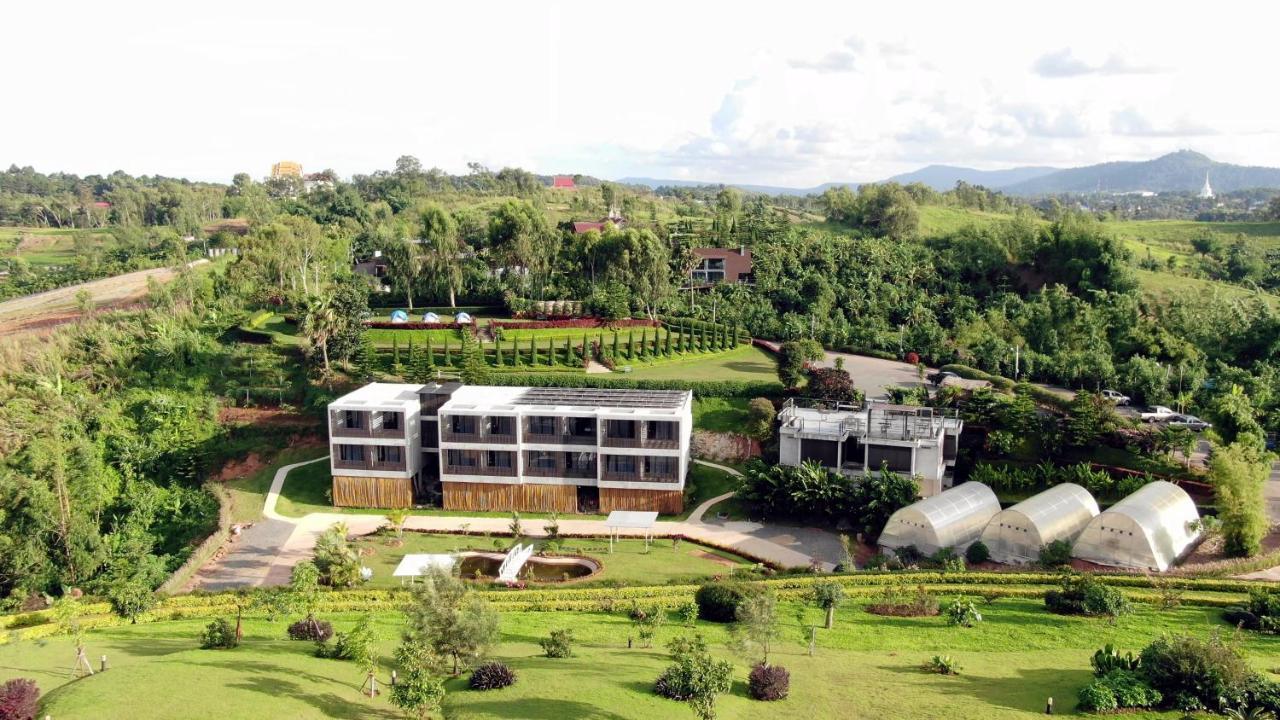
1014,345,1020,379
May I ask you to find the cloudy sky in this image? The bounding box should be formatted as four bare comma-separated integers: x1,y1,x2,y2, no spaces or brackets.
5,0,1277,187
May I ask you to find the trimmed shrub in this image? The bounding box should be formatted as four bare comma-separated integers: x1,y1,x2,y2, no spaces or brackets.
748,663,790,701
1222,607,1261,631
199,618,237,649
1044,572,1131,617
695,582,751,623
964,541,990,565
1077,679,1119,712
539,629,574,659
469,661,517,691
288,618,334,642
0,679,39,720
654,666,693,700
866,585,939,617
1038,539,1074,567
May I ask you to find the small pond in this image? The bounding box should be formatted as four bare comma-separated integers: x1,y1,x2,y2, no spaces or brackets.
456,552,600,583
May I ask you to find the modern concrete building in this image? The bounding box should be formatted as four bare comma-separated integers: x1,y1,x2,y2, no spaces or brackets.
776,399,963,496
688,247,753,287
328,382,693,514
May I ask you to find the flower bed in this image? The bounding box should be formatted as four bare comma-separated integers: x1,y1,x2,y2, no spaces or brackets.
491,318,659,331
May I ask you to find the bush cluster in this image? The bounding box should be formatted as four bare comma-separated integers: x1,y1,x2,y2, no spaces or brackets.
469,661,517,691
1044,572,1131,617
0,678,39,720
865,585,939,617
199,618,238,649
1223,588,1280,633
944,597,983,627
694,582,754,623
747,663,790,701
922,655,962,675
287,618,334,642
964,541,990,565
539,629,574,658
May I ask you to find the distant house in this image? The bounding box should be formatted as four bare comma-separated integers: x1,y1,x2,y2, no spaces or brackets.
688,247,753,286
571,207,625,234
271,161,303,178
303,172,335,192
552,175,577,189
354,251,389,289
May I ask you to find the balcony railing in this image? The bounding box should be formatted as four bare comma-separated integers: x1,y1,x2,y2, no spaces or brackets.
600,435,679,449
443,464,517,477
523,431,597,445
332,455,406,472
330,412,407,439
601,469,680,484
333,457,369,471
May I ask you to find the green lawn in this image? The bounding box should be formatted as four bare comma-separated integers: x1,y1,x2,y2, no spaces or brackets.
354,532,750,589
693,397,752,432
625,344,778,382
364,326,462,347
681,462,741,516
8,599,1278,719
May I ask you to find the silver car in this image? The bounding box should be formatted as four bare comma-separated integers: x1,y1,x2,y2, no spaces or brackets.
1165,414,1212,432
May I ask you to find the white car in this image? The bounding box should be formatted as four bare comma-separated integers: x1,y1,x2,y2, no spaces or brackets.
1139,405,1176,422
1101,389,1130,405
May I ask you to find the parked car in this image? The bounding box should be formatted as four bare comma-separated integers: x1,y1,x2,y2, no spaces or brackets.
928,371,960,387
1101,389,1131,405
1165,414,1212,432
1139,405,1176,422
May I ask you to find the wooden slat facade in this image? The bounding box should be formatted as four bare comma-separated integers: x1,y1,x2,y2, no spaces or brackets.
332,475,413,508
443,481,579,514
600,487,684,515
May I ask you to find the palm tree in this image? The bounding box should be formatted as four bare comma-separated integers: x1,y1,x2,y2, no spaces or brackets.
300,295,338,373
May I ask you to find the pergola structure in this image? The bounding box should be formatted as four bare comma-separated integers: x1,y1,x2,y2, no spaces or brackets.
604,510,659,553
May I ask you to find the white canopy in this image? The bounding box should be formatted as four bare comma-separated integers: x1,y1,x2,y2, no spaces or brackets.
879,482,1000,556
392,553,456,577
1072,481,1201,572
605,510,659,529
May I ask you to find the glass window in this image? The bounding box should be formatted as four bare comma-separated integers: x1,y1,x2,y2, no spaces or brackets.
648,421,676,440
381,412,401,430
451,416,476,434
528,416,556,435
488,416,513,436
607,420,636,439
607,455,636,473
646,456,677,476
344,410,364,429
338,445,364,462
531,452,556,469
447,449,476,467
377,446,402,463
488,451,512,468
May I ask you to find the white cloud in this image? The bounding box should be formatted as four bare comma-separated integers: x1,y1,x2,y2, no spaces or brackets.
1032,48,1167,78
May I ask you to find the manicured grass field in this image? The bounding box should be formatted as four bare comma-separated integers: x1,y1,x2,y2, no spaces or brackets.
354,532,750,589
7,598,1277,719
624,344,778,382
364,326,462,346
693,396,753,433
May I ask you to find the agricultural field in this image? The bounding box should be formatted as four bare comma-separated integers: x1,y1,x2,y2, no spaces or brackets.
4,594,1277,719
0,226,117,267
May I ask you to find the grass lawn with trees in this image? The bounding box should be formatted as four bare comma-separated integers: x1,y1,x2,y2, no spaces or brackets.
7,598,1278,719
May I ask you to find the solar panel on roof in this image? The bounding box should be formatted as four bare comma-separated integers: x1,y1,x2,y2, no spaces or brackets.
514,387,687,409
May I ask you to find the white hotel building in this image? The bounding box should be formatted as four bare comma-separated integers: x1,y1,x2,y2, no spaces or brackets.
328,382,693,514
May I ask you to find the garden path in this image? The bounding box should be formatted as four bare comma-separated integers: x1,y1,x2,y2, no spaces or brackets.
194,457,836,590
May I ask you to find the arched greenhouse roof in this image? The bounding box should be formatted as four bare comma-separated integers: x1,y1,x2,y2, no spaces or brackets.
878,481,999,557
979,483,1099,565
1071,481,1201,572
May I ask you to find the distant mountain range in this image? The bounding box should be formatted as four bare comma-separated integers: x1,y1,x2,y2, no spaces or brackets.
619,151,1280,196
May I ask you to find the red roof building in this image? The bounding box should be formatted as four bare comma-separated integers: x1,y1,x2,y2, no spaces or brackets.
552,175,577,189
689,247,754,286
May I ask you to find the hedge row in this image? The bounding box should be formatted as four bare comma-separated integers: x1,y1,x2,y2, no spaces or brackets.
482,373,785,399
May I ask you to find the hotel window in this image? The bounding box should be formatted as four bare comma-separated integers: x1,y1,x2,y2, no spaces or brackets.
381,412,401,431
607,455,637,474
528,416,556,435
447,449,476,467
376,446,402,464
487,416,514,436
648,421,676,441
566,452,594,470
487,451,513,469
343,410,364,429
450,416,476,434
530,451,556,470
607,419,636,439
646,456,677,476
338,445,365,462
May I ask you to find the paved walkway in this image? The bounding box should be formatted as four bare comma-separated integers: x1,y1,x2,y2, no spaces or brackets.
194,457,835,590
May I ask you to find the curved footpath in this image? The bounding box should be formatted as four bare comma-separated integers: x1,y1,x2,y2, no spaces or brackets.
193,457,836,590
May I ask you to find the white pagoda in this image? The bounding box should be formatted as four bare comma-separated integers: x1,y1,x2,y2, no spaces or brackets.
1198,172,1214,199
